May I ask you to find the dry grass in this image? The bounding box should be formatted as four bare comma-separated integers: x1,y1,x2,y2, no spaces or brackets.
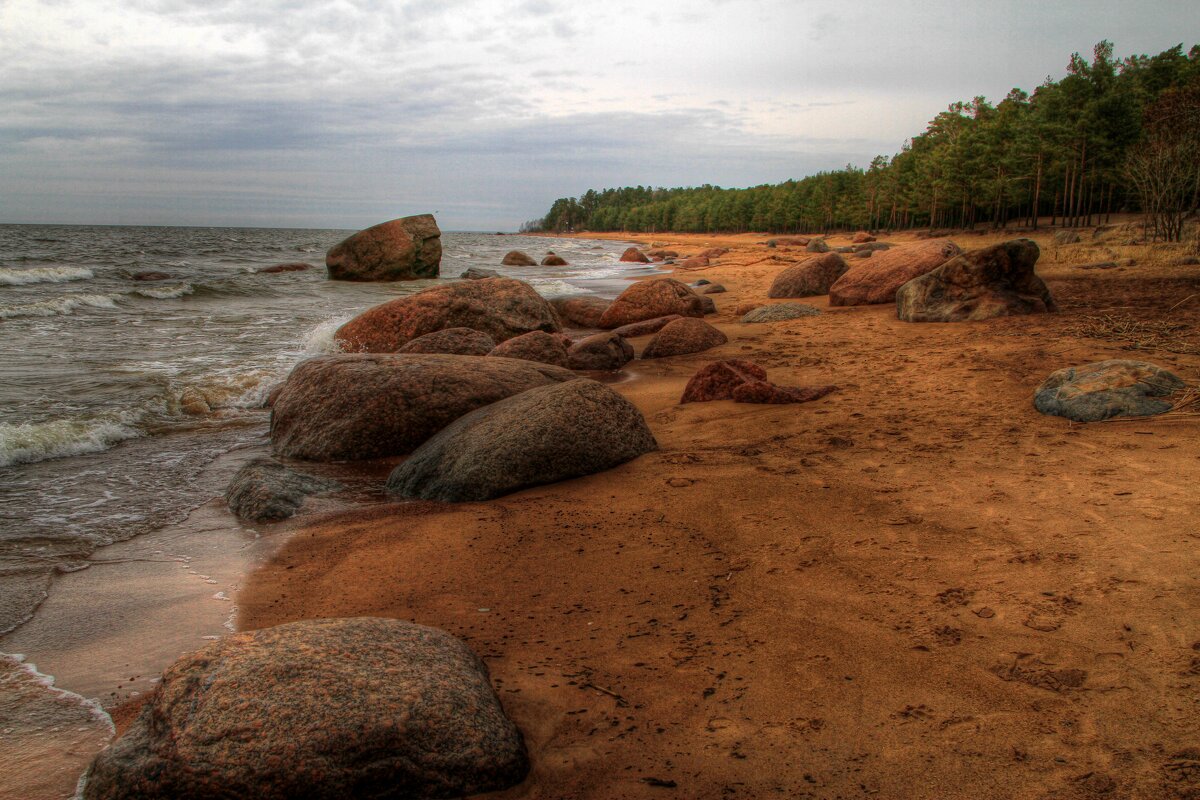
1064,311,1200,355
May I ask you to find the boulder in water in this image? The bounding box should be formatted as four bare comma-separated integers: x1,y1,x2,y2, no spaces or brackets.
397,327,497,356
257,262,311,274
461,266,501,280
619,247,650,263
326,214,441,281
224,458,340,522
641,318,728,358
567,332,634,371
767,252,848,298
597,278,705,328
829,238,962,306
1033,360,1185,422
502,251,537,266
541,253,568,266
131,271,171,281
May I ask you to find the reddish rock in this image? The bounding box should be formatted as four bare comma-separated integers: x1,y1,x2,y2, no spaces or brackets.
488,330,570,367
551,296,609,328
647,248,679,258
677,256,710,270
131,271,171,281
326,214,441,281
703,284,727,294
829,238,963,306
335,278,560,352
698,247,729,259
270,354,573,460
768,252,848,298
619,247,650,263
567,332,634,371
641,318,728,359
502,250,538,266
852,231,876,243
734,301,764,316
597,278,706,328
397,327,496,356
680,360,768,403
732,381,836,404
258,262,311,274
610,315,682,338
541,253,568,266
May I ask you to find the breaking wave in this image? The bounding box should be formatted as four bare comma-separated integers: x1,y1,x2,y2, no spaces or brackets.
0,266,94,286
0,294,119,319
0,414,143,468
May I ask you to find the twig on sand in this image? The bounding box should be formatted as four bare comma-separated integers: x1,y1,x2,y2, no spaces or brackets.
581,681,629,707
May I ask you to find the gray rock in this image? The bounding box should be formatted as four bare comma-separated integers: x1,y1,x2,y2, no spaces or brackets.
741,303,822,323
806,238,829,253
461,267,501,280
224,458,340,522
1034,360,1185,422
82,618,529,800
388,379,657,502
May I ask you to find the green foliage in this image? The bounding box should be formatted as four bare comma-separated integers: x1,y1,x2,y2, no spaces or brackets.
527,41,1199,235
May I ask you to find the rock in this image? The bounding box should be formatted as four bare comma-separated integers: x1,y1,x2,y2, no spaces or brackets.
224,458,340,522
731,381,836,404
853,242,892,252
1033,360,1185,422
131,271,170,281
703,284,727,294
567,332,634,371
647,249,678,258
487,330,570,367
270,354,572,460
502,250,537,266
551,295,610,328
1076,261,1121,270
896,239,1056,322
834,246,855,253
766,239,777,248
641,318,728,359
461,267,501,280
852,232,875,243
853,250,874,259
541,253,568,266
1053,230,1081,245
397,327,496,356
694,279,712,286
734,302,764,316
680,360,835,405
829,238,963,306
336,278,560,352
774,237,809,247
610,315,682,338
767,252,848,298
677,256,710,270
698,295,717,315
257,262,311,274
326,214,441,281
598,278,705,328
387,379,657,502
806,238,829,253
698,248,729,259
1172,256,1200,266
620,247,650,263
82,618,529,800
741,303,821,323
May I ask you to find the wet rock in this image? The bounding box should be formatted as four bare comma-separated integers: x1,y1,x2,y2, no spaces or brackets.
131,271,171,281
610,315,682,338
703,284,727,294
1053,230,1081,245
461,267,501,280
488,330,571,367
806,238,829,253
551,295,609,328
767,252,848,298
397,327,497,356
326,214,441,281
694,279,711,286
257,262,311,274
680,359,834,405
541,253,568,266
641,318,728,358
619,247,650,263
224,458,340,522
698,295,717,315
271,354,572,460
1033,360,1185,422
830,238,963,306
741,303,821,323
82,618,529,800
336,278,560,352
501,250,537,266
567,332,634,371
388,379,657,502
598,278,706,328
896,239,1057,322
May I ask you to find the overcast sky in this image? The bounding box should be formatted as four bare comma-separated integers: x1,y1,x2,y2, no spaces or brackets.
1,0,1196,230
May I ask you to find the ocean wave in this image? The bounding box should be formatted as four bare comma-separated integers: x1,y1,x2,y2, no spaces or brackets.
302,316,349,354
0,266,94,286
529,279,590,298
0,414,143,467
0,293,119,319
135,283,194,300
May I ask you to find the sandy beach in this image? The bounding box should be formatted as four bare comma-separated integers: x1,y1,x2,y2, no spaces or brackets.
222,228,1200,799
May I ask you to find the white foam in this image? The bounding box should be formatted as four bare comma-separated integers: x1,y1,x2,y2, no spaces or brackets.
529,279,590,298
301,316,350,354
0,293,119,319
135,283,193,300
0,266,94,286
1,653,114,733
0,414,143,467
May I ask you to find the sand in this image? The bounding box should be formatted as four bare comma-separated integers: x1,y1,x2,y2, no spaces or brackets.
239,226,1200,799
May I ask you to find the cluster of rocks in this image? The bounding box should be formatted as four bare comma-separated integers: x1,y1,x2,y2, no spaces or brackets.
681,360,836,405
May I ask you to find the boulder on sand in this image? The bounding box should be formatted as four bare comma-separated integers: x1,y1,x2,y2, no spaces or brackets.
641,318,728,359
680,359,836,405
806,238,829,253
224,458,340,522
461,267,501,280
387,379,657,502
567,332,634,371
703,284,727,294
829,238,962,306
397,327,497,356
81,617,529,800
767,252,848,298
502,251,538,266
1053,230,1081,246
597,278,706,328
611,314,682,338
335,278,560,352
1033,360,1185,422
852,232,876,243
551,295,610,328
541,253,568,266
326,214,441,281
619,247,650,263
896,239,1057,322
487,330,571,367
270,354,573,460
741,303,821,323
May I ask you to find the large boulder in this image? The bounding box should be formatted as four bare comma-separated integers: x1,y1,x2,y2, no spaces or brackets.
335,278,560,352
398,327,496,355
741,303,821,323
852,232,875,243
270,354,573,460
387,379,657,502
619,247,650,263
896,239,1057,322
541,253,568,266
502,250,537,266
567,332,634,371
1033,360,1185,422
326,214,441,281
82,618,529,800
806,238,829,253
597,278,706,328
767,252,848,298
224,458,340,522
829,239,962,306
551,295,609,328
488,330,571,367
641,318,728,358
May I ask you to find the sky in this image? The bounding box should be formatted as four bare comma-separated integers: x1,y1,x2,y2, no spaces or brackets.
1,0,1197,230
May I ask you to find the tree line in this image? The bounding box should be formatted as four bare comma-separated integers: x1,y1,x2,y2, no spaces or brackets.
524,42,1200,242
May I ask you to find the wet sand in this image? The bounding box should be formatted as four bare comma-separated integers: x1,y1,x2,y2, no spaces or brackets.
238,228,1200,798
